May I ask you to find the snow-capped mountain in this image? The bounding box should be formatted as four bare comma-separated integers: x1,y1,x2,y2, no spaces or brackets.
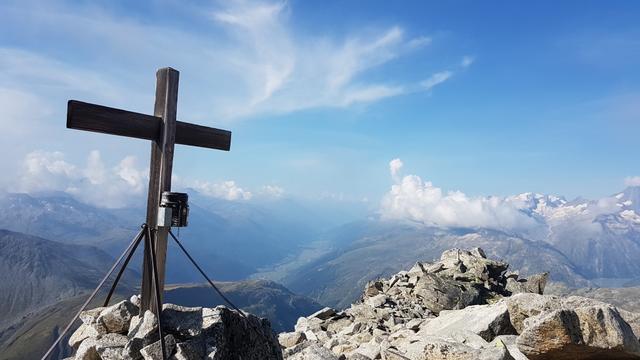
498,187,640,279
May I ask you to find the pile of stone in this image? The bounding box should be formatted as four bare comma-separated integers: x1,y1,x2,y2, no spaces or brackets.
280,248,640,360
66,295,282,360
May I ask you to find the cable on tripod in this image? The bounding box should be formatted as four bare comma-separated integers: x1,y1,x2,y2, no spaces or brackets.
40,225,147,360
167,230,246,316
167,230,281,359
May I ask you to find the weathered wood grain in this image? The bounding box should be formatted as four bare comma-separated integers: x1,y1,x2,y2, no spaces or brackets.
67,101,231,151
176,121,231,151
67,100,161,141
141,67,179,313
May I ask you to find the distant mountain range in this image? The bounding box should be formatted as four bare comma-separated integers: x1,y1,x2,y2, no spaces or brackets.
265,187,640,308
0,190,342,282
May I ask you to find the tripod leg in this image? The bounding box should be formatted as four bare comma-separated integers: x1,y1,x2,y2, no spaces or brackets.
147,226,167,359
40,225,147,360
103,225,146,307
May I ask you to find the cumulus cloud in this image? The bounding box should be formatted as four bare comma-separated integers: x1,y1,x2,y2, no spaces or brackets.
18,151,79,193
380,159,537,230
191,180,253,201
625,176,640,187
389,158,403,180
15,150,147,208
14,150,266,205
260,185,285,198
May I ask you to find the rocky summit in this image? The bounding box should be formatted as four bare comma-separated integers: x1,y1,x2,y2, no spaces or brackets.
280,248,640,360
66,295,283,360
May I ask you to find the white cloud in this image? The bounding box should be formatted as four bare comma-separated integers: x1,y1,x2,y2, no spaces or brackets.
0,0,470,124
192,180,253,201
407,36,432,49
208,6,427,117
461,55,475,68
389,158,403,180
625,176,640,187
0,48,127,104
260,185,285,198
415,56,473,93
117,156,146,193
14,150,262,205
0,87,53,137
18,151,79,193
340,85,405,106
380,159,537,230
420,71,453,90
15,150,147,208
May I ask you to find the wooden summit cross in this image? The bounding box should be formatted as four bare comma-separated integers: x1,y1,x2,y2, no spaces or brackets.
67,67,231,313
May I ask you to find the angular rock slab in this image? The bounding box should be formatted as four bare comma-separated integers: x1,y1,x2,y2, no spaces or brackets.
204,306,283,360
411,273,483,314
506,273,548,295
97,300,138,334
95,333,128,360
389,334,513,360
419,303,517,342
278,331,307,349
517,306,640,360
69,323,100,349
140,334,176,360
162,303,203,337
506,293,561,333
172,338,206,360
285,342,340,360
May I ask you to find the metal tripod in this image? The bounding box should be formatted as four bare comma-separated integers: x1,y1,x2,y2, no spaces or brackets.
41,223,279,360
40,224,167,360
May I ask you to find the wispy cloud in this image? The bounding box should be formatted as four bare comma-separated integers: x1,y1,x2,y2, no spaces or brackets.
190,180,253,201
461,55,475,68
0,0,470,122
260,185,285,198
625,176,640,187
420,71,453,90
208,3,430,117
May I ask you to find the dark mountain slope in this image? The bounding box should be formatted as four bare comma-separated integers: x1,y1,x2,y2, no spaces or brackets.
0,229,129,329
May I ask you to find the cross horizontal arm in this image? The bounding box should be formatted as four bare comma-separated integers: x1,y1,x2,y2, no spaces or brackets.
67,100,160,141
67,100,231,151
176,121,231,151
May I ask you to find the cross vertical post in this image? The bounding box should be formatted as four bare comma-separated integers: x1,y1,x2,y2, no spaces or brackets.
141,68,179,313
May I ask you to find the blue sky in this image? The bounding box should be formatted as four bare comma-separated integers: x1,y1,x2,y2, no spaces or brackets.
0,0,638,208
